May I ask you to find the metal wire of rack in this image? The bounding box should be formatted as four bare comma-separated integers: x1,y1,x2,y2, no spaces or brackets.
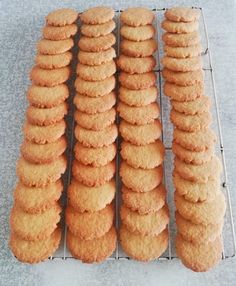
50,7,236,262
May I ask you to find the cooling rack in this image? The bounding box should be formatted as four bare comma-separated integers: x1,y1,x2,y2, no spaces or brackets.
50,7,236,262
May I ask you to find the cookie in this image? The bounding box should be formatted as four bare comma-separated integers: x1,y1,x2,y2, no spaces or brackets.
161,19,199,34
75,76,115,97
27,84,69,108
73,91,116,114
176,233,222,272
121,140,165,169
23,120,66,144
66,204,114,240
75,123,117,148
67,226,116,263
173,170,220,203
10,203,61,241
14,180,63,214
46,8,78,26
119,72,156,90
21,136,66,164
78,34,116,52
162,56,202,72
9,227,61,264
165,7,200,23
119,119,162,146
37,38,74,55
164,44,202,58
78,47,116,66
119,86,157,107
81,20,115,37
74,142,116,167
68,179,116,212
120,226,168,262
120,7,154,27
170,109,212,132
176,212,223,244
120,25,155,41
80,7,114,24
117,55,156,74
164,81,204,101
122,184,166,214
72,160,115,187
16,155,67,187
120,205,169,236
118,102,159,125
26,102,68,126
43,24,78,40
35,52,72,69
120,162,163,193
172,96,210,115
76,60,116,81
162,32,200,47
121,39,157,58
30,66,70,87
162,68,204,86
173,128,217,152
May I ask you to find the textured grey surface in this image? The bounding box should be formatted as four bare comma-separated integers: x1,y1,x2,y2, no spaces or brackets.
0,0,236,285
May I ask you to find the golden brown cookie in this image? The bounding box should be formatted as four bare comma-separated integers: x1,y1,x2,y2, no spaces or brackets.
73,91,116,114
26,102,68,126
80,6,114,24
23,120,66,144
120,205,169,236
120,226,168,262
161,19,199,33
122,184,166,214
35,52,72,69
67,226,116,263
75,76,115,97
121,140,165,169
68,179,116,212
16,155,67,187
176,212,223,244
75,123,118,148
120,7,154,27
66,204,114,240
120,162,163,192
21,136,66,164
165,7,200,23
162,56,202,72
176,233,222,272
43,24,78,40
119,119,162,146
72,160,115,187
164,44,202,58
78,34,116,52
81,20,115,37
27,84,69,108
119,72,156,90
37,38,74,55
173,170,220,203
119,86,157,107
162,31,200,47
164,81,204,101
9,227,61,264
120,25,155,41
117,55,156,74
46,8,78,26
78,47,116,66
10,203,61,241
121,39,157,58
170,109,212,132
74,142,116,167
14,180,63,214
175,191,226,225
76,60,116,81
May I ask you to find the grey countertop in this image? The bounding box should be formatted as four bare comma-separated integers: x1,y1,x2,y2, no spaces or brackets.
0,0,236,285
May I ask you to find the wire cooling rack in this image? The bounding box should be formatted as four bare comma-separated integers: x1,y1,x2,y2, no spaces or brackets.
50,7,236,261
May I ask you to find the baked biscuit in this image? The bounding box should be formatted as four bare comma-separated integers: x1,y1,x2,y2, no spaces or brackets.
119,72,156,90
78,34,116,52
78,47,116,66
172,96,210,115
46,8,78,26
43,24,78,40
165,7,200,23
162,56,202,72
80,6,114,24
162,32,200,47
161,19,199,33
81,20,115,37
164,44,202,58
120,25,155,41
121,39,157,58
35,52,72,69
117,55,156,74
120,7,154,26
37,38,74,55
